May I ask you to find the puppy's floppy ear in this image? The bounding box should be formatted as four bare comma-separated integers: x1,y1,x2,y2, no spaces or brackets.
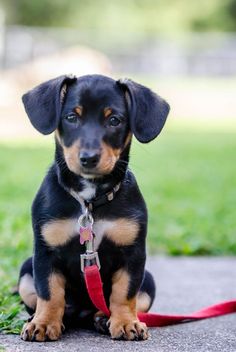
117,79,170,143
22,75,77,135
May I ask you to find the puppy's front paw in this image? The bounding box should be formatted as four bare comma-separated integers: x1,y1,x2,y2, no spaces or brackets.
108,317,149,340
21,319,63,342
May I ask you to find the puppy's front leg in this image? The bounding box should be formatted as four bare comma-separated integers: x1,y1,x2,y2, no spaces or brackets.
108,269,148,340
21,271,65,342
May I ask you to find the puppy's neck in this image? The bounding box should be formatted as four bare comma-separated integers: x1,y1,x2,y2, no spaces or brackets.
78,179,96,201
55,143,130,203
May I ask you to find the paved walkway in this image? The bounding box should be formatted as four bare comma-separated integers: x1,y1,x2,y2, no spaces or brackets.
1,257,236,352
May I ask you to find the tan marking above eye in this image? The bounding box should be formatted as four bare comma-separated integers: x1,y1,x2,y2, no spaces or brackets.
104,107,113,118
75,106,83,116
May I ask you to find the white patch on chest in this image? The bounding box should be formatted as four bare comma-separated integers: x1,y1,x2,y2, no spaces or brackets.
79,179,96,201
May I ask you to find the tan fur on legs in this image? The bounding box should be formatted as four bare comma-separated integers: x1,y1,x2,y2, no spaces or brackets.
21,273,65,342
108,269,149,340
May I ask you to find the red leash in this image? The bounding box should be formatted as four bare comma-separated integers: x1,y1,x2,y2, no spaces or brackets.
84,264,236,327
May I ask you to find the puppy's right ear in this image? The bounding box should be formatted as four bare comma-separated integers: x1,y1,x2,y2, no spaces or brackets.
22,75,77,135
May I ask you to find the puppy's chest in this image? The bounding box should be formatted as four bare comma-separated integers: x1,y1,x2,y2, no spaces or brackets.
42,216,139,249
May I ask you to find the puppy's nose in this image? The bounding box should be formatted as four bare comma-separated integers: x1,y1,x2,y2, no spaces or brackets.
80,151,100,168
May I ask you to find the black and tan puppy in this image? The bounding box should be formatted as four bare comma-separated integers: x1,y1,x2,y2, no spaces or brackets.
18,74,170,342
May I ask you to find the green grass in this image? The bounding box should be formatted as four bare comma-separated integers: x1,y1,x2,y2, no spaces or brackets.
0,141,55,333
131,132,236,254
0,131,236,333
0,291,24,334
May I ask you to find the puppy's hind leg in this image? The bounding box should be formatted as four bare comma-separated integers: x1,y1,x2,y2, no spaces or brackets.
18,257,37,315
137,270,156,313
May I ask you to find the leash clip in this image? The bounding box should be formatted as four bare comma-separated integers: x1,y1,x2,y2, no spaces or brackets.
80,251,101,272
79,206,101,272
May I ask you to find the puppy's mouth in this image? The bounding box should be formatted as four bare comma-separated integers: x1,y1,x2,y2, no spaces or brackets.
80,162,116,179
80,169,103,179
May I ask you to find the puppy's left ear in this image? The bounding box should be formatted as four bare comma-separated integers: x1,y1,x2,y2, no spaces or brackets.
117,79,170,143
22,74,77,135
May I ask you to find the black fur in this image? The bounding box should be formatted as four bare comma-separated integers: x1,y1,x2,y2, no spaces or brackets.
19,74,169,336
118,78,170,143
22,75,77,134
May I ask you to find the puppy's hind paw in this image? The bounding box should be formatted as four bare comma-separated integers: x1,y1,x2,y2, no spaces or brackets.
94,311,110,335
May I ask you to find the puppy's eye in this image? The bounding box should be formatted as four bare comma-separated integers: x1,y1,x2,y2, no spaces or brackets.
108,116,121,127
64,114,78,123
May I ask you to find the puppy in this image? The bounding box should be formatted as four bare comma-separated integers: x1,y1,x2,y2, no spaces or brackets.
18,74,170,341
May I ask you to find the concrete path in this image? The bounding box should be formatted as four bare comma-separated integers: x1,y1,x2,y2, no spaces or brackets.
1,257,236,352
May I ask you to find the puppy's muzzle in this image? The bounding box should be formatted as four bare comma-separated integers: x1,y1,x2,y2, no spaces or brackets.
80,150,100,169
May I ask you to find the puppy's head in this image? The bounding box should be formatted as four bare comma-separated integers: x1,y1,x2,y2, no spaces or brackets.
22,74,170,178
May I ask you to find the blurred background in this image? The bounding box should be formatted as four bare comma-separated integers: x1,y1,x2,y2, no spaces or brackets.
1,0,236,138
0,0,236,333
1,0,236,271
